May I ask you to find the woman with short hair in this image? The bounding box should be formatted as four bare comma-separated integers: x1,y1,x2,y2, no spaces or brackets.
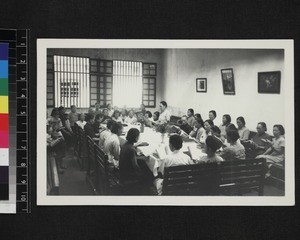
236,116,250,141
199,119,214,144
256,124,285,166
219,114,231,140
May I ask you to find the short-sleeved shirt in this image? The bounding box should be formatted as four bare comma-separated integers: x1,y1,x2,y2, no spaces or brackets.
47,116,63,139
158,150,192,175
199,131,212,144
158,108,171,123
219,141,246,161
99,129,112,148
271,136,285,156
104,134,121,160
124,116,137,125
238,126,250,141
187,116,197,127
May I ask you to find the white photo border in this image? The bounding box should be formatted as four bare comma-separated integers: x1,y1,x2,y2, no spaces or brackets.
37,39,294,206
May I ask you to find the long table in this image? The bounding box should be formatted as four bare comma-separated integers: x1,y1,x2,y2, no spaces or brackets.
120,124,207,176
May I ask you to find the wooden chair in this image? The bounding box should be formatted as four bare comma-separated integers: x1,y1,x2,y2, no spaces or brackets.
94,144,109,194
269,163,285,191
47,152,59,195
219,158,266,196
77,127,88,170
162,163,220,196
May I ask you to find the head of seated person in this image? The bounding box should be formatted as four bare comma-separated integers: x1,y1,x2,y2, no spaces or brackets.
86,113,95,124
145,111,152,119
120,109,127,117
211,125,221,138
225,123,237,133
70,105,77,113
51,108,60,120
209,110,217,121
256,122,267,136
128,110,135,118
273,124,285,138
226,130,240,145
187,108,194,118
205,136,223,156
106,120,115,131
126,128,140,144
222,114,231,126
88,107,95,115
236,116,246,130
194,113,202,121
95,113,104,123
94,103,100,111
181,115,189,126
204,119,214,133
112,110,120,119
111,122,123,136
194,118,204,130
153,111,160,121
78,113,85,122
159,101,168,112
169,134,183,152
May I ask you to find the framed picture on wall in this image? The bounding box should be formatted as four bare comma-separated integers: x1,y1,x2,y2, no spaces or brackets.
258,71,281,94
196,78,207,92
221,68,235,95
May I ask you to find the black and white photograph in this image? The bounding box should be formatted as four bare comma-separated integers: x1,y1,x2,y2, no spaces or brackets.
37,40,294,206
258,71,281,94
196,78,207,92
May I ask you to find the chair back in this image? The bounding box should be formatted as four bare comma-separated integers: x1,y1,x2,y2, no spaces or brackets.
219,158,266,196
87,136,96,175
162,163,220,196
94,144,109,194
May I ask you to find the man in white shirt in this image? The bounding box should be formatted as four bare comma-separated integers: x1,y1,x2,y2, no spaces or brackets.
104,122,123,162
158,101,171,123
154,134,193,194
99,120,114,148
124,110,138,125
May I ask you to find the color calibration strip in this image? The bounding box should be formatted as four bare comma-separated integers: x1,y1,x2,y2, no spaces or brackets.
0,29,29,213
0,43,9,201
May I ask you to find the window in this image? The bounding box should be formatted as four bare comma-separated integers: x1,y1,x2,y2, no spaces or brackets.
113,60,142,108
90,59,113,107
142,63,157,107
47,55,54,107
53,56,90,108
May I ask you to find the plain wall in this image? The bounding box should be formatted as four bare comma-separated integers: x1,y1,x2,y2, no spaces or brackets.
161,49,285,133
47,48,164,112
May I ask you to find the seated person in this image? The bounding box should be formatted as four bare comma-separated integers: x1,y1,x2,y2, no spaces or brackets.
152,111,160,125
236,116,250,141
124,110,138,125
76,113,86,129
84,113,99,140
68,105,79,129
256,124,285,167
179,115,193,135
144,111,153,127
154,134,193,195
189,118,205,141
120,109,128,123
112,110,123,123
219,114,231,141
136,111,144,123
194,113,202,121
88,107,95,115
158,101,171,123
119,128,144,182
245,122,272,157
106,103,114,117
187,108,197,127
210,125,225,148
104,122,123,164
102,108,112,122
93,113,104,133
99,120,115,148
140,103,146,116
208,110,217,124
198,136,224,163
199,119,214,144
219,130,246,161
94,103,102,116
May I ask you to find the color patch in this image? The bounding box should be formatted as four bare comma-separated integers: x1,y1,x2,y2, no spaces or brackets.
0,60,8,78
0,114,8,131
0,96,8,113
0,149,9,166
0,78,8,95
0,131,8,148
0,43,8,60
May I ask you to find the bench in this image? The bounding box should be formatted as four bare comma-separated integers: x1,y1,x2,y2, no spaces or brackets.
162,158,266,196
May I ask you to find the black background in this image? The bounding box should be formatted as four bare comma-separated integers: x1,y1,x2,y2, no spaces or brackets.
0,0,299,239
